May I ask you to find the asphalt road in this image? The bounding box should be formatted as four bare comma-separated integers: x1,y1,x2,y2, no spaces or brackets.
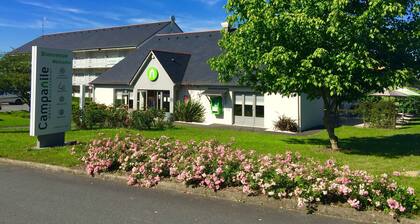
0,104,29,112
0,163,357,224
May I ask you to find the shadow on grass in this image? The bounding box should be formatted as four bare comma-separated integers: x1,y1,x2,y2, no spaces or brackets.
284,133,420,158
0,127,29,134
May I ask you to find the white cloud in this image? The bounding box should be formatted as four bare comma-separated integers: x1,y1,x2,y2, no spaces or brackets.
197,0,223,6
0,18,56,29
126,18,160,24
176,15,222,32
18,0,87,14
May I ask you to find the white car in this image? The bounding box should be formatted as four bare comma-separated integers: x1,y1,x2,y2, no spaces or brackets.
0,91,23,105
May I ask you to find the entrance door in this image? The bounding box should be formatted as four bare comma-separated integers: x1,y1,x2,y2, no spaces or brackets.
234,92,264,127
137,90,170,112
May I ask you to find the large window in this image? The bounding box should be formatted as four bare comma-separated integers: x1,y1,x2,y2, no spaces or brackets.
137,90,170,112
234,94,243,116
244,93,254,117
115,89,133,109
256,95,264,118
234,93,264,118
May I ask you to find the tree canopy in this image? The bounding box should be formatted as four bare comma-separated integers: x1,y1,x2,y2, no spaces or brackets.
210,0,419,150
0,53,31,105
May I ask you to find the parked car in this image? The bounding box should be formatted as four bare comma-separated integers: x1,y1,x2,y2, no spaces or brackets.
0,91,23,106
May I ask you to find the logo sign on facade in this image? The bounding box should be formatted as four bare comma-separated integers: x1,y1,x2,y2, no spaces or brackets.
147,67,159,81
30,46,73,137
210,96,223,115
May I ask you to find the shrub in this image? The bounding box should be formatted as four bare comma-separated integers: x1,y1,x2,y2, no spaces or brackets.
131,108,172,130
72,102,109,129
73,102,172,130
83,134,419,218
396,96,419,115
356,99,397,128
174,100,205,122
106,105,130,128
274,115,298,132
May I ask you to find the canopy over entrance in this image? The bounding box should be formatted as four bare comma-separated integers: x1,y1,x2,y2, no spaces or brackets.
371,87,420,97
202,89,228,97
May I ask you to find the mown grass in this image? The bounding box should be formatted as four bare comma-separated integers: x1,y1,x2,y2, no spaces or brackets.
0,111,419,195
0,110,29,127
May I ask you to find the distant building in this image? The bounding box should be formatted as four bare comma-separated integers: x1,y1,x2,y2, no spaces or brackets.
11,17,182,98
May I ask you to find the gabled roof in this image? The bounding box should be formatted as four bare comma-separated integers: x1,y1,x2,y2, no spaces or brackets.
92,30,233,86
11,21,179,54
151,50,190,84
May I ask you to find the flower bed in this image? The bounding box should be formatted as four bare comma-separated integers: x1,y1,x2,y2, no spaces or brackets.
82,134,419,218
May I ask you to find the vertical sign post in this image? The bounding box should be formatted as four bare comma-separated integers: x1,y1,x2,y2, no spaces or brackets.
30,46,73,148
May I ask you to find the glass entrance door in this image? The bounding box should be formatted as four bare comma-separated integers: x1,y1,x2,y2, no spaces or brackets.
137,90,170,112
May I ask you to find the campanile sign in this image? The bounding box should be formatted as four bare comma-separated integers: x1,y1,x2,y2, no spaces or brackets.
30,46,73,148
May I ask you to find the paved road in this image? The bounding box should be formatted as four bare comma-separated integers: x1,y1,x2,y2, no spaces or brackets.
0,104,29,112
0,164,357,224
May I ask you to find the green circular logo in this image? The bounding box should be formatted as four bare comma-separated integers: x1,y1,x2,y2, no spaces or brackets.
147,67,159,81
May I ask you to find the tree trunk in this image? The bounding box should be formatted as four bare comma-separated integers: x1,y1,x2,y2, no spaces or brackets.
322,95,340,150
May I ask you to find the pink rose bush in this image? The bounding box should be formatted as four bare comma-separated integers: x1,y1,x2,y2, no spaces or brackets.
82,134,419,218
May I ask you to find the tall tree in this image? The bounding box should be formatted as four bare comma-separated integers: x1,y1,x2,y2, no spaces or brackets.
0,54,31,105
210,0,419,150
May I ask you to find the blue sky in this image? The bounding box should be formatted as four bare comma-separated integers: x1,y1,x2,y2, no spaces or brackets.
0,0,227,52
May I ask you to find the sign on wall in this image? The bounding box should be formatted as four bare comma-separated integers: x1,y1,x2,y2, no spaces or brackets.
146,67,159,81
30,46,73,137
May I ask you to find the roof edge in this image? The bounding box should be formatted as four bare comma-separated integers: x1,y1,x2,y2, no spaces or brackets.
42,20,172,37
155,30,221,37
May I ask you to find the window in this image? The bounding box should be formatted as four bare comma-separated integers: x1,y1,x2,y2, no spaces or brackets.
244,94,253,117
234,93,265,118
256,94,264,118
234,94,243,116
138,90,170,112
115,89,133,108
162,91,170,112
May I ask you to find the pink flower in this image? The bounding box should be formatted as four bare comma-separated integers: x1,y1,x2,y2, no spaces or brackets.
392,171,401,177
243,163,252,172
325,159,335,168
336,177,351,185
347,198,360,209
297,198,305,208
387,198,400,210
242,185,251,194
216,167,223,175
338,184,352,195
399,206,406,213
407,187,415,195
127,176,136,186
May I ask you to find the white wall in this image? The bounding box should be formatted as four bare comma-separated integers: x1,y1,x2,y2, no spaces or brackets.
177,87,233,125
300,95,324,130
264,94,300,130
94,87,114,106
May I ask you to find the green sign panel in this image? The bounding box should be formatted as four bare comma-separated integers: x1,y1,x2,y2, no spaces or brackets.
147,67,159,81
210,96,223,115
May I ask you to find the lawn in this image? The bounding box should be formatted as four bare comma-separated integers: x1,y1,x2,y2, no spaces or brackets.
0,110,30,127
0,111,419,194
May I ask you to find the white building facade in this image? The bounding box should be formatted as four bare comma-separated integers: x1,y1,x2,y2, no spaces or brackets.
14,20,324,131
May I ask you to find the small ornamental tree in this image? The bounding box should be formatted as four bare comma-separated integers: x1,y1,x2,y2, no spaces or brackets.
0,53,31,105
210,0,419,150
